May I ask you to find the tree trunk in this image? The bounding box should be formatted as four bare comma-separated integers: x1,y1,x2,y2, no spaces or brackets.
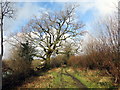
0,3,3,90
0,17,3,61
0,4,3,61
44,54,51,70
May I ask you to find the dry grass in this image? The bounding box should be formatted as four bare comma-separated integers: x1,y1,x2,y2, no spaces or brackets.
18,74,54,88
17,67,114,88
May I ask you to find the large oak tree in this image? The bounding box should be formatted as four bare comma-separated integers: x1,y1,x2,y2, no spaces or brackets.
24,4,85,68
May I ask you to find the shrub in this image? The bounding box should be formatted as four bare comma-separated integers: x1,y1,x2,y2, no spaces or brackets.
67,36,120,84
50,55,67,68
2,41,36,89
67,55,96,69
6,59,31,77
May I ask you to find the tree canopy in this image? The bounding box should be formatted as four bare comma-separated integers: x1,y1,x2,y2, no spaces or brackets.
23,4,85,68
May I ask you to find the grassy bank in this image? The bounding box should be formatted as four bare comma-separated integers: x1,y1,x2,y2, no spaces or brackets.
18,67,115,89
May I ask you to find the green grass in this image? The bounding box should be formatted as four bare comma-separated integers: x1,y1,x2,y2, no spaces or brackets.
66,68,113,88
18,67,114,88
31,60,45,71
45,67,113,88
46,69,78,88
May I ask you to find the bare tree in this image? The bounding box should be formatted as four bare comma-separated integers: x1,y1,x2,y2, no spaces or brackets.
87,13,120,83
24,4,85,68
0,0,14,60
99,16,119,83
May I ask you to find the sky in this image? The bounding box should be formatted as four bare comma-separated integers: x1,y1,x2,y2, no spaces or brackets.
2,0,118,59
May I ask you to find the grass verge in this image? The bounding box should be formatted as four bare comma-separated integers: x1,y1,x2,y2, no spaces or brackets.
18,67,114,88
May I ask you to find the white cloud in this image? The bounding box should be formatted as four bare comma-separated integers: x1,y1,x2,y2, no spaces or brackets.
16,3,45,21
4,2,47,35
79,0,118,39
0,35,14,60
94,0,118,16
79,0,118,16
4,0,118,35
2,40,13,60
